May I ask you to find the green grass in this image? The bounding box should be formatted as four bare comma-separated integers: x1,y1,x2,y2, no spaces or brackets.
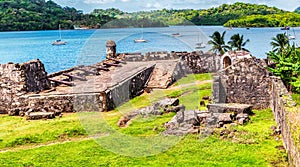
0,73,288,166
0,114,87,149
292,93,300,106
173,73,212,86
0,109,287,167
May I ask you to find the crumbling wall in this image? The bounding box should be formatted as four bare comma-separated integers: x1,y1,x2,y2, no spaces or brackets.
105,65,155,110
0,60,50,114
271,77,300,166
179,51,220,73
214,58,272,109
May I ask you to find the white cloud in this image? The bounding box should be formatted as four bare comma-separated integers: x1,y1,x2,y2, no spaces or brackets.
144,2,162,9
120,0,130,2
83,0,115,4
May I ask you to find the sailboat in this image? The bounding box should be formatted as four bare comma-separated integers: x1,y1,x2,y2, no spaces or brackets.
195,32,206,49
195,42,206,49
134,25,147,43
288,28,296,40
52,24,67,45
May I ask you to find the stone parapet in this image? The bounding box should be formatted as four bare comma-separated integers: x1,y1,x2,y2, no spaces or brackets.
271,77,300,166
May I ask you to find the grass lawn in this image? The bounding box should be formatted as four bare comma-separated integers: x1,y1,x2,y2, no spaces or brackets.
0,73,287,166
292,93,300,106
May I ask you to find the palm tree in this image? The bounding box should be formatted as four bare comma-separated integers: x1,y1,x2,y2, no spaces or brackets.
228,33,250,51
270,33,290,53
208,31,230,55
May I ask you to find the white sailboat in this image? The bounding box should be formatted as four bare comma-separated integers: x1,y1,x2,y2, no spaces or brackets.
195,32,206,49
134,25,147,43
52,24,67,45
288,28,296,40
195,42,206,49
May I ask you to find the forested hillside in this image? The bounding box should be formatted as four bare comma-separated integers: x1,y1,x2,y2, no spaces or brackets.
0,1,299,31
192,2,284,25
0,0,117,31
295,7,300,13
126,3,285,26
224,13,300,27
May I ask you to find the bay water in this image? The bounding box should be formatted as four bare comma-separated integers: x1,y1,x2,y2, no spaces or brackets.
0,26,299,74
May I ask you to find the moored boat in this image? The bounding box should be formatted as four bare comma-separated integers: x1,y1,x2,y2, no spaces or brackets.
52,24,66,45
281,26,290,30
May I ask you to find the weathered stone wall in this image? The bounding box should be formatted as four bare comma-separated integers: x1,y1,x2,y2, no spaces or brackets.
105,65,155,110
144,51,180,61
179,51,220,73
123,51,218,74
123,51,180,62
271,77,300,166
214,58,272,109
0,60,50,114
26,93,106,113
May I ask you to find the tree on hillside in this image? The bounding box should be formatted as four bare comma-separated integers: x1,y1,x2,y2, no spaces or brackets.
208,31,230,55
270,33,290,52
228,33,250,51
295,7,300,13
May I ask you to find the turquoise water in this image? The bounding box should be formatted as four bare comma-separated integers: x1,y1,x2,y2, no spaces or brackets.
0,26,299,73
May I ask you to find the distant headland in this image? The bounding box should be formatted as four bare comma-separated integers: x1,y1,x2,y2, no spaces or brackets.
0,1,300,31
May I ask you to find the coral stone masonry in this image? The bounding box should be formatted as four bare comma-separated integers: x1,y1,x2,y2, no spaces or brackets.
0,60,50,114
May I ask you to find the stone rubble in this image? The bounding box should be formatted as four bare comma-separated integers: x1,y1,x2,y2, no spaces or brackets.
163,103,253,135
117,98,183,127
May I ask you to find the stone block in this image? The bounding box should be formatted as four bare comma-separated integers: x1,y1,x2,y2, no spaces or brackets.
207,103,253,115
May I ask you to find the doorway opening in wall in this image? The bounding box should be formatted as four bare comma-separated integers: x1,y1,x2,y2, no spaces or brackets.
223,56,232,69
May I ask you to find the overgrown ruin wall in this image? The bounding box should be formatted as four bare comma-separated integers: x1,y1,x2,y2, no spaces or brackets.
214,58,271,109
271,77,300,166
0,60,50,114
213,57,300,166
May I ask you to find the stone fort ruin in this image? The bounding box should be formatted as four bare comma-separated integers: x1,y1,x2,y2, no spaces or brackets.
0,41,299,166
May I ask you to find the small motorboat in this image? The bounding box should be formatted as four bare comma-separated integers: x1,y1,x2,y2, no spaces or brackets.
171,33,182,37
281,26,290,30
134,39,147,43
52,39,67,45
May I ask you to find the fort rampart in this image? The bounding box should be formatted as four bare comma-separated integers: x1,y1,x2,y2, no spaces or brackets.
1,44,299,166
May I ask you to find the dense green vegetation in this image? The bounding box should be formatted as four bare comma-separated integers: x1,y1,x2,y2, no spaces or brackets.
127,3,285,26
191,2,284,25
0,0,121,31
267,34,300,92
1,1,300,31
295,7,300,13
0,73,287,166
224,13,300,27
292,93,300,106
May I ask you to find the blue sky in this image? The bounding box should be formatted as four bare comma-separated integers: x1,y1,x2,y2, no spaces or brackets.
52,0,300,13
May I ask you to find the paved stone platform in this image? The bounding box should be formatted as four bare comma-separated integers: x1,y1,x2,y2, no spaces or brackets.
147,60,183,89
36,61,156,96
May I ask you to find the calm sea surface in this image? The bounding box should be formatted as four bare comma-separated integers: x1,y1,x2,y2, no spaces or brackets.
0,26,299,73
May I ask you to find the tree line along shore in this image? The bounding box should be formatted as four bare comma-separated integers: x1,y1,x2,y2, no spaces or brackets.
0,0,300,31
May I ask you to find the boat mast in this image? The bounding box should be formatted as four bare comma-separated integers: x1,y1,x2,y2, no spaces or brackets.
59,24,62,40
